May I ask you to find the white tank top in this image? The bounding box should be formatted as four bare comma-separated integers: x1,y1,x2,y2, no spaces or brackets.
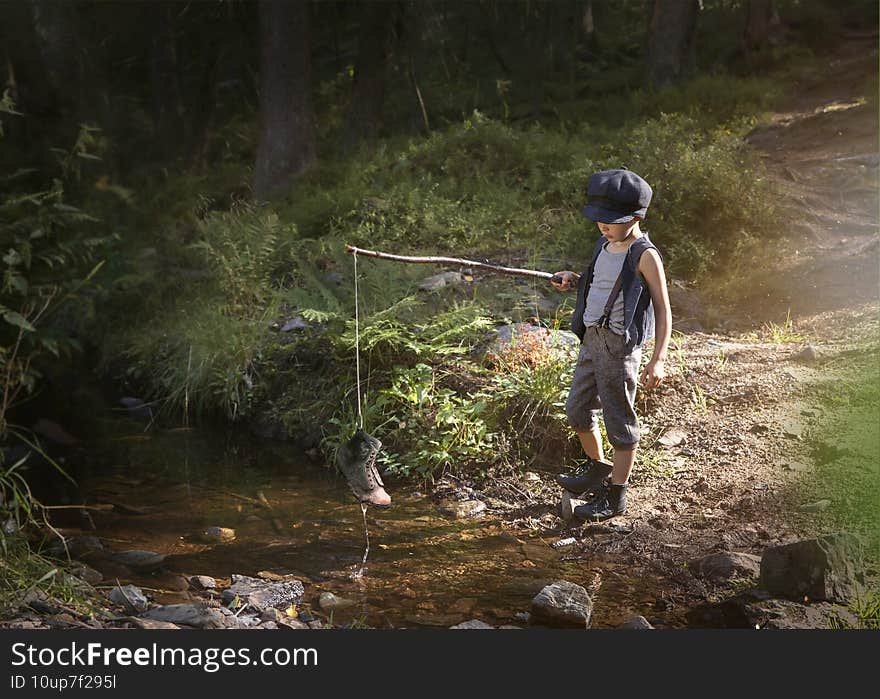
582,244,626,334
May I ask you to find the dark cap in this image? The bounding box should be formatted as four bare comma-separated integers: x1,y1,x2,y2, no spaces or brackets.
581,168,652,224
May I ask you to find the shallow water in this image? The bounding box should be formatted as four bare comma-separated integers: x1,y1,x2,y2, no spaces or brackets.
57,421,676,628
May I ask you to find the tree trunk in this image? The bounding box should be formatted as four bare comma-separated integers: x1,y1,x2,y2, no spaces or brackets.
253,0,316,200
150,3,183,160
343,1,394,153
645,0,700,89
0,0,57,120
744,0,780,52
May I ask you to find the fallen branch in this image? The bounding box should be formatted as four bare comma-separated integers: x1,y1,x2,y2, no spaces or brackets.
345,244,558,282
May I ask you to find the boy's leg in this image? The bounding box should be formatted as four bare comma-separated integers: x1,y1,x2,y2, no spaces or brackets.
559,345,611,502
575,427,605,462
611,445,636,485
574,328,641,520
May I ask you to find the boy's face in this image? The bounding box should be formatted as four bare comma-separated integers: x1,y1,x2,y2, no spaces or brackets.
597,218,639,242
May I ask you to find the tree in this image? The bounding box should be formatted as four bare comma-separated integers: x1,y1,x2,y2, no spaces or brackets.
743,0,782,54
343,1,395,153
645,0,700,89
253,0,316,200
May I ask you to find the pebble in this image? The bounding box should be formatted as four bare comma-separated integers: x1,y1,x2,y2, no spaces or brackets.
798,499,832,513
658,429,687,447
190,575,217,590
318,592,355,611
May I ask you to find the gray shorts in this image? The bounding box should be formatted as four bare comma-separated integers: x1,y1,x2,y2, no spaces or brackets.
565,325,641,451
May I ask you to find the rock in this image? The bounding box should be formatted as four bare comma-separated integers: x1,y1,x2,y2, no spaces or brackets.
686,589,860,629
450,619,495,629
280,316,309,332
438,499,486,519
32,418,78,446
260,608,286,623
222,574,305,612
111,550,166,571
419,271,464,291
552,537,577,549
530,581,593,628
792,345,820,363
490,323,579,355
143,603,238,629
658,429,686,448
798,499,832,513
760,534,865,602
119,397,153,420
690,551,762,582
619,615,654,629
783,461,812,474
196,526,236,544
781,418,804,439
261,621,278,629
69,563,102,585
190,575,217,590
318,592,355,611
125,616,180,631
108,584,149,613
46,535,104,560
278,618,310,630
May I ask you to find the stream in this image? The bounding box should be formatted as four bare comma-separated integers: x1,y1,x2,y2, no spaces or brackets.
47,419,677,628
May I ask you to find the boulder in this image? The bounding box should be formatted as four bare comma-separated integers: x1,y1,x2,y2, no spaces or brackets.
687,590,861,629
143,604,238,629
221,574,305,612
438,499,486,519
450,619,495,629
689,551,762,583
530,581,593,628
759,534,865,602
108,584,149,613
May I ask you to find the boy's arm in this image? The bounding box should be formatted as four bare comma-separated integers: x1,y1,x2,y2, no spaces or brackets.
637,249,672,389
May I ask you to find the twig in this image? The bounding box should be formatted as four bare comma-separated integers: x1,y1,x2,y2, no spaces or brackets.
345,244,556,281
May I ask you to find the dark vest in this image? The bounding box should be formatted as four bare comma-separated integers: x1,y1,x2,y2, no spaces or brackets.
570,234,660,351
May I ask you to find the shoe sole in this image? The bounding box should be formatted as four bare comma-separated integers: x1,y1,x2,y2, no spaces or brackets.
574,510,626,523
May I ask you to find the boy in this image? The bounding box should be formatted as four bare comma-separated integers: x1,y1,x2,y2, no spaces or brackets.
550,168,671,521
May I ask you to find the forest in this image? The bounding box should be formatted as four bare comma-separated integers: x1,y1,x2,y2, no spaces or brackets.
0,0,878,631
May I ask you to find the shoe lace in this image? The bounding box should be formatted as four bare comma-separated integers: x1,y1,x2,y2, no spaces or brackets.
571,458,598,476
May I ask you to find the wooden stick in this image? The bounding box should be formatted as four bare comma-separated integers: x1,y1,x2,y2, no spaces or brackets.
345,244,557,281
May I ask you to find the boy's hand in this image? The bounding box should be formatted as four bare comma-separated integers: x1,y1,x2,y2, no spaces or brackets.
640,359,665,390
550,271,580,292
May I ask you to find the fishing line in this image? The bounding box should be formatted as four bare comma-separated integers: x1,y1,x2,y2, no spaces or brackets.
353,249,364,430
352,250,371,580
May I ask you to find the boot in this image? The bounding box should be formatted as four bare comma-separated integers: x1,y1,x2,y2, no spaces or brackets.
555,458,613,495
574,483,627,522
336,430,391,507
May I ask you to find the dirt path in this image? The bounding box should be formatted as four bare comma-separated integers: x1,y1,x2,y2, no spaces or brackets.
502,38,879,627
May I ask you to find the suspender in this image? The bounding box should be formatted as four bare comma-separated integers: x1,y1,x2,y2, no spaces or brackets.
596,258,626,329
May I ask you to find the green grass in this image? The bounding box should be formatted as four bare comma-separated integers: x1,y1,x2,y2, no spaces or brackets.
799,341,880,562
